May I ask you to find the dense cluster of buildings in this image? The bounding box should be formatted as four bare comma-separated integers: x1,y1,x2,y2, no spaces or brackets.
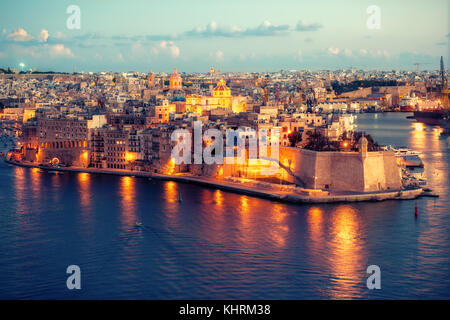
2,66,444,192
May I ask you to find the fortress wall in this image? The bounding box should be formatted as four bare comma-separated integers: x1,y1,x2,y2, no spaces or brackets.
279,147,402,192
382,153,403,190
327,152,365,191
362,152,387,191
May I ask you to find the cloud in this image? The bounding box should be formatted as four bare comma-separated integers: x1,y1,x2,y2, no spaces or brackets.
343,48,352,57
359,49,368,55
48,44,74,57
184,20,289,38
295,20,323,32
53,31,65,39
215,50,224,61
8,28,34,42
131,41,145,56
39,29,49,42
374,49,390,59
436,41,447,46
328,47,340,55
242,20,290,36
152,41,180,58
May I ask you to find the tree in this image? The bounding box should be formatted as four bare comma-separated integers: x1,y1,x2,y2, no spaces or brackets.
288,131,302,147
352,131,381,151
305,130,332,151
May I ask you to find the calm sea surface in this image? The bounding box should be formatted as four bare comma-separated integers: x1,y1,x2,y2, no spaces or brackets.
0,113,449,299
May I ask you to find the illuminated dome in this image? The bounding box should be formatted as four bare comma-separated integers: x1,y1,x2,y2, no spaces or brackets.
213,79,231,97
169,68,182,90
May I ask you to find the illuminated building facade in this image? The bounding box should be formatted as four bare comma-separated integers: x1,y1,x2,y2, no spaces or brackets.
105,129,127,169
35,118,89,166
169,68,182,90
185,79,246,114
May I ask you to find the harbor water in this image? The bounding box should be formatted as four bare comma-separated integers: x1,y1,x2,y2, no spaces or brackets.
0,113,449,299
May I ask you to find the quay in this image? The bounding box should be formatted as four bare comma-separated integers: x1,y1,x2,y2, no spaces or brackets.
5,159,426,204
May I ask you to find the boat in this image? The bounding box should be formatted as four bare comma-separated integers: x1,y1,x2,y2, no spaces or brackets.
401,155,424,167
399,94,419,112
135,221,143,227
414,108,444,125
48,170,63,175
385,145,421,156
414,56,449,125
385,145,423,167
440,111,450,134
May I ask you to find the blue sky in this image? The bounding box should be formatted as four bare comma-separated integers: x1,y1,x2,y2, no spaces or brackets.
0,0,448,72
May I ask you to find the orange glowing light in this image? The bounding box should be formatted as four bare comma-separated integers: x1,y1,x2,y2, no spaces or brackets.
125,152,135,162
413,122,424,131
165,157,176,175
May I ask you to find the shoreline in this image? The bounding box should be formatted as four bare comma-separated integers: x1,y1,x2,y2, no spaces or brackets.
4,159,425,204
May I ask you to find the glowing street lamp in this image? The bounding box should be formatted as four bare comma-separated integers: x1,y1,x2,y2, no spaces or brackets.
19,63,25,72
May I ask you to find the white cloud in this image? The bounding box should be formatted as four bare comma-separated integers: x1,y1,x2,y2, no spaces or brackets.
8,28,34,42
185,20,289,38
215,50,224,61
328,47,340,55
39,29,49,42
374,49,390,59
343,48,352,57
295,20,323,32
132,41,145,56
152,41,180,58
49,44,74,57
53,31,65,39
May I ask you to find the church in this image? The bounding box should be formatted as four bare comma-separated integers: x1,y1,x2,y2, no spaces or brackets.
185,79,247,115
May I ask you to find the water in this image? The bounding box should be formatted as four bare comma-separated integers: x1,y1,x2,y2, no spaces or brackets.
0,113,449,299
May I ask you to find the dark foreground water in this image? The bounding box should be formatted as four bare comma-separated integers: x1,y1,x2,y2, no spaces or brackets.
0,113,449,299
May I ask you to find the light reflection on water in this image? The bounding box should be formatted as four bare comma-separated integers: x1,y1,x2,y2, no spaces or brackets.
0,113,449,299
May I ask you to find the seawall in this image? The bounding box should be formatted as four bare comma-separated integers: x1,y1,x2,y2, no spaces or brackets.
4,159,424,204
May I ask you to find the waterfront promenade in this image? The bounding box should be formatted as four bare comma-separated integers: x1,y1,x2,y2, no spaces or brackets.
6,159,424,204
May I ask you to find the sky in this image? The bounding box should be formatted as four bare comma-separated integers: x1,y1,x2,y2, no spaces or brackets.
0,0,449,73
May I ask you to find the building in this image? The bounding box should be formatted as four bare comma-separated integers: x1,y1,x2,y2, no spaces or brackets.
36,117,89,167
185,79,246,114
169,68,182,90
104,128,127,169
278,137,402,192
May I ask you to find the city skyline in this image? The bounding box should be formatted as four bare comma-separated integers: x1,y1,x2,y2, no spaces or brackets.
0,0,449,73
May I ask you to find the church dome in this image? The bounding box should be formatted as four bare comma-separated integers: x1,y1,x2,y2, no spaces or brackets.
214,79,229,91
170,68,181,80
169,68,182,90
213,79,231,98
